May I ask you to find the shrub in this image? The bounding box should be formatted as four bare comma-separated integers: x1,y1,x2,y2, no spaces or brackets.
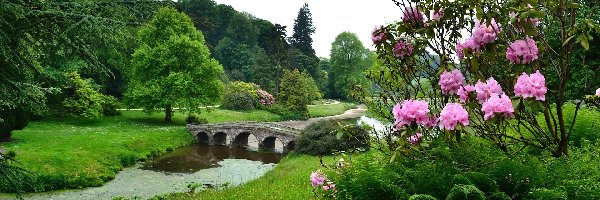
279,69,310,119
525,188,568,200
463,172,499,195
409,194,438,200
451,174,472,186
295,120,370,155
256,89,275,106
336,157,410,200
61,71,106,118
102,95,122,116
488,192,512,200
220,92,256,111
445,185,486,200
185,114,208,125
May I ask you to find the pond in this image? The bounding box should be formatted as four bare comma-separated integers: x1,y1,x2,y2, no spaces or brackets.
11,143,285,200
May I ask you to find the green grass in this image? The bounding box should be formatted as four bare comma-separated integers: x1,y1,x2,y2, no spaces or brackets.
308,102,356,118
160,154,326,200
1,103,356,192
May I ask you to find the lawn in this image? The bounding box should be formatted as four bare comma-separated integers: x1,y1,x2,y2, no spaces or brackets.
308,102,356,118
1,103,355,192
160,154,327,200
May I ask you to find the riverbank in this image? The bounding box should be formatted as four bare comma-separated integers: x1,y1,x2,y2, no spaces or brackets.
0,102,356,194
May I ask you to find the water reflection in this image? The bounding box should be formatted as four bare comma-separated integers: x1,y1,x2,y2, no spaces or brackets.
141,144,285,173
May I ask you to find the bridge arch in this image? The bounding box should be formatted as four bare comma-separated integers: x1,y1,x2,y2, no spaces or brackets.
196,132,209,143
233,132,259,149
213,132,227,146
261,136,283,151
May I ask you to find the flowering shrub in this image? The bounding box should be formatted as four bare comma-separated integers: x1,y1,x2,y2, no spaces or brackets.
256,89,275,106
439,103,469,130
514,70,547,101
353,0,599,157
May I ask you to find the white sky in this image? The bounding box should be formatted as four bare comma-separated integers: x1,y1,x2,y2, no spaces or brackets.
212,0,403,58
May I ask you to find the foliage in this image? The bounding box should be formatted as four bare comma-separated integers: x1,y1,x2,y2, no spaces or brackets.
126,7,223,123
0,151,37,196
295,120,369,156
329,32,372,99
353,0,600,158
61,72,107,119
301,71,323,101
279,69,311,119
221,92,257,111
446,185,486,200
290,3,316,58
223,81,260,97
409,194,438,200
256,89,275,106
185,114,208,125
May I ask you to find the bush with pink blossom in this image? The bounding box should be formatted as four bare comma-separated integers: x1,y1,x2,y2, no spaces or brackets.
514,70,547,101
439,103,470,130
392,99,430,129
439,69,465,95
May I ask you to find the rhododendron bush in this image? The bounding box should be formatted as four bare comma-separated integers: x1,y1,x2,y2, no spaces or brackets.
353,0,599,157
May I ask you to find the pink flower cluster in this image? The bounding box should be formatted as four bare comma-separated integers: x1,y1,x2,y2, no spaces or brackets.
456,19,501,60
596,88,600,96
481,94,515,120
509,11,539,32
506,37,539,64
439,103,470,130
514,70,547,101
439,69,465,95
256,90,275,106
402,6,424,23
409,132,423,145
371,26,386,44
323,181,336,191
393,100,430,128
393,40,414,58
457,85,475,103
310,170,327,188
430,9,444,22
474,78,503,104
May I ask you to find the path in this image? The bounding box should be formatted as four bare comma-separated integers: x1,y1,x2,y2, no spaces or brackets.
275,104,367,130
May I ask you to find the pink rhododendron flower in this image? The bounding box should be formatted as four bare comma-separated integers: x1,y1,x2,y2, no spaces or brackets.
458,85,476,103
506,37,539,64
430,9,444,21
310,170,327,187
510,11,539,32
472,19,501,45
455,19,501,60
514,70,547,101
403,6,424,23
256,90,275,106
596,88,600,96
371,26,386,44
439,103,470,130
393,40,414,58
424,115,439,129
323,182,336,191
439,69,465,95
481,94,515,120
474,77,503,104
393,100,430,128
409,132,423,145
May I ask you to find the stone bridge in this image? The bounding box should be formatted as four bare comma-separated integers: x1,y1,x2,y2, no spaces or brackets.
186,122,300,153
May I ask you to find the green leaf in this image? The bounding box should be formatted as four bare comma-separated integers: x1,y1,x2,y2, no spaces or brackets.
563,35,576,46
580,36,590,50
336,130,344,140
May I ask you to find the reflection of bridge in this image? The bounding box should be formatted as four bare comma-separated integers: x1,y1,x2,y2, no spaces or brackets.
186,122,300,152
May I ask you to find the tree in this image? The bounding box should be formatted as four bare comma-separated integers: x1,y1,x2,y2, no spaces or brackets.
330,31,372,99
126,7,223,123
215,37,257,82
61,72,107,119
291,3,317,58
301,71,323,101
279,69,311,119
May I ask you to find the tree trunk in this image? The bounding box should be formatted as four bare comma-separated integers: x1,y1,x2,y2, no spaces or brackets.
165,105,173,123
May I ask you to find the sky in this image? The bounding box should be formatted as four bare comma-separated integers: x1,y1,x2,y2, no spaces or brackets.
212,0,403,58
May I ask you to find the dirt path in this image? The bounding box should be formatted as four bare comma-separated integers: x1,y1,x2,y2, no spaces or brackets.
275,104,367,130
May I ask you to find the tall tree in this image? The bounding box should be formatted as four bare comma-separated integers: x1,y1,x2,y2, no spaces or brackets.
291,3,317,58
126,7,223,123
329,31,372,99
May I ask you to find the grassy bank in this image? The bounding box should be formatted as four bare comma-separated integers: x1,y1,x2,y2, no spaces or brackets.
160,154,326,200
308,102,356,118
1,103,356,192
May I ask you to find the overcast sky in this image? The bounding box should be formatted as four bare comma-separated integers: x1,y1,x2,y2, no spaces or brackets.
212,0,403,58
